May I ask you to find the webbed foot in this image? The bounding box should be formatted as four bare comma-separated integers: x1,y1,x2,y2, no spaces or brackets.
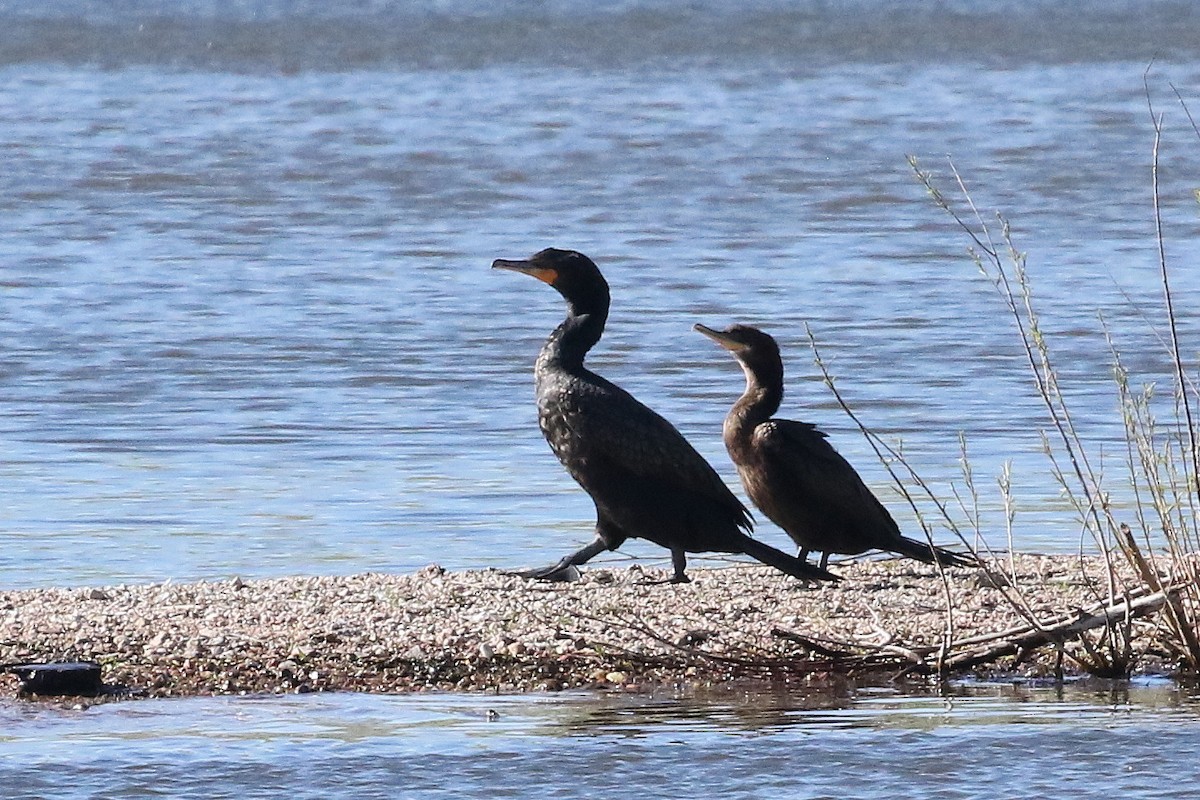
506,560,583,583
636,572,691,586
505,538,609,584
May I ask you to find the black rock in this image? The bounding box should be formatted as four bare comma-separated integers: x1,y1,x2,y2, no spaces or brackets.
9,662,103,697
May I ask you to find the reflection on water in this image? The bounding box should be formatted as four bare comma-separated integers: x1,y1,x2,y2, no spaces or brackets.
1,682,1198,798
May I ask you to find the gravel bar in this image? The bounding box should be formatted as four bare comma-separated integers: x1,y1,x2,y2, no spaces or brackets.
0,555,1175,700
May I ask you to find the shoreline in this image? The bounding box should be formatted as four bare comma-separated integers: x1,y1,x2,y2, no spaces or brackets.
0,555,1181,701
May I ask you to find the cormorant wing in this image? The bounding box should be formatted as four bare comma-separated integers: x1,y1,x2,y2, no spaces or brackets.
755,419,901,537
571,380,753,529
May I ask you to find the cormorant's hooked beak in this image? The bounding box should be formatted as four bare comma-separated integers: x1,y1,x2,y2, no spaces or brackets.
694,323,747,353
492,258,559,286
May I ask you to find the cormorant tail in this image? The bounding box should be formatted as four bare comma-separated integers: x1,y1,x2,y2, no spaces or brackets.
892,536,975,568
735,535,839,582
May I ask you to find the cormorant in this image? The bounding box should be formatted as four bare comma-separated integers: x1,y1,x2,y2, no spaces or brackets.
493,248,838,584
695,322,973,571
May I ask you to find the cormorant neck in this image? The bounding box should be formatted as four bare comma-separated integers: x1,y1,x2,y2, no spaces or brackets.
541,297,609,372
726,358,784,438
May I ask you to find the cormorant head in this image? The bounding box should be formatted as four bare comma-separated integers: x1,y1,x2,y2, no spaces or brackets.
694,323,784,380
492,248,610,314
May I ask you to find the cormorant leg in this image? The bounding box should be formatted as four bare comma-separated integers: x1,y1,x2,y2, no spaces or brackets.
818,552,830,571
798,547,811,564
668,548,692,583
510,537,608,582
634,548,692,585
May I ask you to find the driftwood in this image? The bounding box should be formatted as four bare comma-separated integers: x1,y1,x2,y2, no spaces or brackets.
1119,524,1200,668
771,587,1177,676
942,590,1168,672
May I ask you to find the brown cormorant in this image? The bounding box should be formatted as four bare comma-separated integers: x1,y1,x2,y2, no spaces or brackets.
695,322,972,571
493,248,838,584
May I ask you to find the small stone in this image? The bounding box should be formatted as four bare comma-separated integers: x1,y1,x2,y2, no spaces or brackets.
605,671,628,684
311,631,342,645
976,571,1012,589
676,630,714,647
478,643,495,660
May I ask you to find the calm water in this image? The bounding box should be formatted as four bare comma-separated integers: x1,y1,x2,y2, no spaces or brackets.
2,3,1200,794
2,681,1199,799
4,2,1200,590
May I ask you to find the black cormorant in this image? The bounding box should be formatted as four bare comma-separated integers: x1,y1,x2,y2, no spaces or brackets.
695,322,972,571
493,248,838,584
